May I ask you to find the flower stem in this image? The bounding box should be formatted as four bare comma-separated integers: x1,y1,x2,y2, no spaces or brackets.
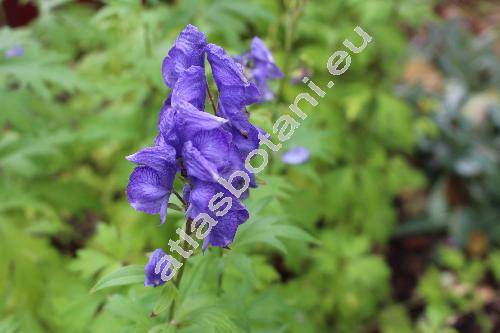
173,189,187,210
277,0,305,104
206,82,218,115
216,248,224,295
168,220,192,324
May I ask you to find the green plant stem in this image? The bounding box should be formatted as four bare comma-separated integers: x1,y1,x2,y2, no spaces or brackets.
206,83,218,115
167,220,192,324
216,248,224,295
172,189,187,209
277,0,305,106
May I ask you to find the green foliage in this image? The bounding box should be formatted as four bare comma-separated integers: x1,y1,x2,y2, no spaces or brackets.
4,0,495,333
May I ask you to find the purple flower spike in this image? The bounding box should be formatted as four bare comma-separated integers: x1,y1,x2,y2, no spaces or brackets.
162,25,207,88
281,146,310,165
145,249,171,287
250,37,284,101
4,46,24,58
128,25,280,257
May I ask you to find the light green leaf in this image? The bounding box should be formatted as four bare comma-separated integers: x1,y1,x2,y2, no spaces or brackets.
152,284,179,316
91,265,144,293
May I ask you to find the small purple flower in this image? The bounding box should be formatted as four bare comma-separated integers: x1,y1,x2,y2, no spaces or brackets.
4,46,24,58
250,37,284,101
207,43,260,111
186,180,249,250
182,129,232,182
126,145,179,224
157,99,228,155
206,43,265,160
145,249,172,287
281,146,310,165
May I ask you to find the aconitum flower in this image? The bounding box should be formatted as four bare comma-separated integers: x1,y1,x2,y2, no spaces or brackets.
282,146,310,165
185,180,249,249
127,24,282,257
250,37,284,100
144,249,172,287
162,25,206,89
236,37,284,101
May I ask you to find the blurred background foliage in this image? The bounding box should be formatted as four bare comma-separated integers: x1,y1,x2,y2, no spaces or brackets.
0,0,499,332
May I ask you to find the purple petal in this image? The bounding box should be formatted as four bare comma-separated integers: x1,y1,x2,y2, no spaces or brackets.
281,146,310,165
126,145,177,174
182,141,220,182
127,167,172,223
249,37,283,102
227,123,260,158
175,101,227,138
206,43,260,106
162,25,207,88
222,145,256,192
205,206,249,249
172,65,207,111
188,180,219,217
250,37,283,78
191,128,232,168
157,98,181,152
144,249,171,287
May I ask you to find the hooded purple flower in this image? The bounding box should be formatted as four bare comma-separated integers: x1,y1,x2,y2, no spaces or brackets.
145,248,172,287
206,43,263,158
157,99,227,156
182,128,232,182
126,145,179,224
281,146,310,165
162,25,207,88
250,37,284,101
233,38,284,101
207,43,260,112
185,180,249,250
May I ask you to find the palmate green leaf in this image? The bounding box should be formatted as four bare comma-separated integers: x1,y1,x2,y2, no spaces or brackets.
175,293,243,333
69,249,118,279
234,215,318,254
91,265,144,293
0,130,77,177
0,54,86,98
105,294,151,328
